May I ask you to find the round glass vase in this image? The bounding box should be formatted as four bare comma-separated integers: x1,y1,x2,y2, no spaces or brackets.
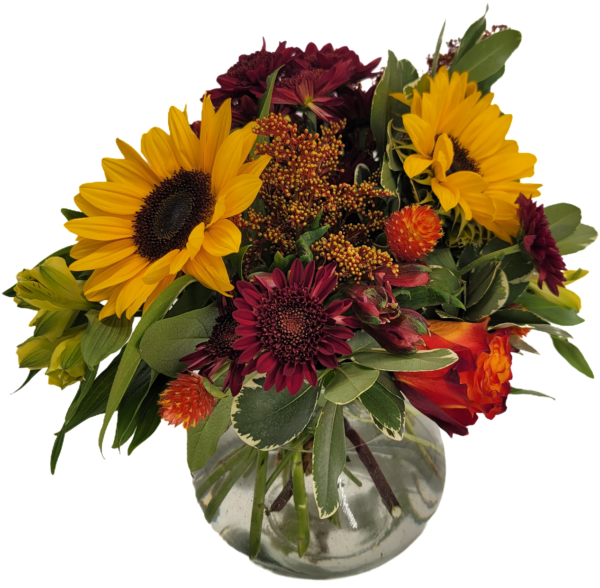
192,404,445,579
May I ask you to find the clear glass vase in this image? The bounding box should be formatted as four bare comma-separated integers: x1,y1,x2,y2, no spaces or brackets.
192,404,445,579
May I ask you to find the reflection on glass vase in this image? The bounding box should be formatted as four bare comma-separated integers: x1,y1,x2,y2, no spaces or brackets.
192,403,445,579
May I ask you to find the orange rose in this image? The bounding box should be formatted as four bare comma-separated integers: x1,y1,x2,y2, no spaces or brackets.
395,319,514,436
461,331,513,419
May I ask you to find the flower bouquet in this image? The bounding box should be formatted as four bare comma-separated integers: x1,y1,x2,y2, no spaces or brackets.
7,8,596,580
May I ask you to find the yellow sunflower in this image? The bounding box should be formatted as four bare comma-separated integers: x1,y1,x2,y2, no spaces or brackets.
392,67,541,242
64,96,270,320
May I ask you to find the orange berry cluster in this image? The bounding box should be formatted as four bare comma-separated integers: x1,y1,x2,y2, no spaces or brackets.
311,232,397,284
237,114,392,275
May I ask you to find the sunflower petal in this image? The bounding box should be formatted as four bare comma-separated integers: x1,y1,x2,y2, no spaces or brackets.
202,218,241,257
186,222,205,258
80,182,144,215
84,255,149,294
198,93,216,172
211,124,257,195
143,250,179,284
65,216,133,241
73,195,112,218
143,274,176,315
204,99,232,173
238,154,271,177
102,158,155,194
432,178,460,211
168,106,197,170
215,174,262,220
116,139,161,184
402,114,435,157
141,127,179,178
403,154,432,179
70,239,138,271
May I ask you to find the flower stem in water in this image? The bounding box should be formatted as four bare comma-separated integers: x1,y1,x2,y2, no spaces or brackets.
249,449,268,560
291,448,310,557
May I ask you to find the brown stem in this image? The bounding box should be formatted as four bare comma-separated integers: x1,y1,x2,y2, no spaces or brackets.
344,418,401,518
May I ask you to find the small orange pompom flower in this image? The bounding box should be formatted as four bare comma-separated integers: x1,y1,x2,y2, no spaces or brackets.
384,204,443,262
158,373,217,430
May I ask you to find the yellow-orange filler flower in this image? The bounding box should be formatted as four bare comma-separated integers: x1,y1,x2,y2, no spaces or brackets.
392,67,541,241
64,96,270,319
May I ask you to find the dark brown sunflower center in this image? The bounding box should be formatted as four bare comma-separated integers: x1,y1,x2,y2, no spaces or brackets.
256,287,327,364
435,134,480,175
133,168,214,262
207,314,241,361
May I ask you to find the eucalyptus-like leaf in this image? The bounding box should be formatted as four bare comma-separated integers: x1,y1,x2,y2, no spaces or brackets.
139,305,219,377
353,349,458,372
231,378,319,450
551,337,594,379
312,401,346,519
544,203,581,243
511,388,555,400
451,28,521,83
187,396,234,471
556,223,598,255
324,363,379,405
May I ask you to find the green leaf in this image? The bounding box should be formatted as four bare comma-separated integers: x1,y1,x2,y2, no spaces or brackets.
489,308,550,326
395,285,462,310
477,65,505,95
360,381,405,440
166,281,214,317
510,335,539,355
187,396,233,471
50,428,66,475
518,292,584,326
127,376,165,455
544,203,581,243
425,247,457,271
430,20,446,75
449,6,488,72
465,268,509,321
551,337,594,378
231,378,319,450
80,310,132,368
353,348,458,372
296,225,330,263
324,363,379,405
228,244,251,280
98,274,196,451
312,401,346,519
556,223,598,255
452,28,521,83
500,253,534,305
371,52,418,157
491,322,572,339
13,369,40,393
61,208,86,221
467,262,498,308
511,387,555,400
112,363,153,449
139,305,219,377
255,66,282,145
348,330,379,353
354,163,371,185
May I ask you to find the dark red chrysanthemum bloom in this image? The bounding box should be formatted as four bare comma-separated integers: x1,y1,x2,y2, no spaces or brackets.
516,194,567,295
294,43,381,86
181,297,246,396
232,259,360,395
208,40,301,108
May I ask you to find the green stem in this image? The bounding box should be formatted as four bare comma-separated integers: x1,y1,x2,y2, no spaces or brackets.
195,446,252,499
403,433,444,455
249,450,268,560
457,244,520,276
291,449,310,558
343,466,363,487
405,414,440,478
265,449,294,492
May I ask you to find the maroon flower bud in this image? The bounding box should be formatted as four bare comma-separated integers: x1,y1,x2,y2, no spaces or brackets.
373,264,430,288
363,309,429,354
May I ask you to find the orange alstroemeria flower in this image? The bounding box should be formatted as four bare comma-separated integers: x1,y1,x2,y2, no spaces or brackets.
395,319,514,436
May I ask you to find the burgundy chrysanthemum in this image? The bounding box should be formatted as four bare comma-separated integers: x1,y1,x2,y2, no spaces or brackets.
232,259,360,395
181,297,246,396
516,194,567,295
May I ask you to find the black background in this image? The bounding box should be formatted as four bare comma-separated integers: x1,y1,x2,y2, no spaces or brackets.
2,1,598,581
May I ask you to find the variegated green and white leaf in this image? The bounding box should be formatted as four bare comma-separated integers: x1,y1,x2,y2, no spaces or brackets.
324,363,379,405
353,348,458,372
360,381,405,441
465,268,509,321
